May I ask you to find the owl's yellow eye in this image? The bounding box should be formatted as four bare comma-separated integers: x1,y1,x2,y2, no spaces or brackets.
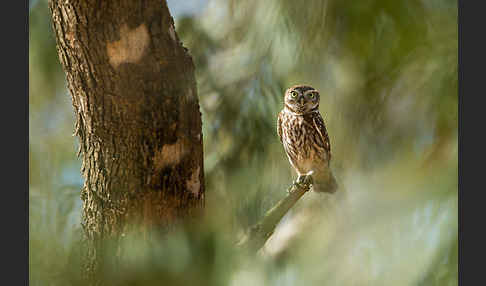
308,93,315,98
290,91,298,98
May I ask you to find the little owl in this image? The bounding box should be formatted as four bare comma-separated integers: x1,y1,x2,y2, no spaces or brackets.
277,84,338,193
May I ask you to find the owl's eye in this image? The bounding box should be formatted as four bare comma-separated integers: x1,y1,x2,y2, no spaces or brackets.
290,91,298,98
308,93,315,98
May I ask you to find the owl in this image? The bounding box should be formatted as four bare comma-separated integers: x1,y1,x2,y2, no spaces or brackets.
277,85,337,193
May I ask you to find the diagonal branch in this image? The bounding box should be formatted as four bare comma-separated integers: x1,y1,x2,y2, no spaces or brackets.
238,175,313,251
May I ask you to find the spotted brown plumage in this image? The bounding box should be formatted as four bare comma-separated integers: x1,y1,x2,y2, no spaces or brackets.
277,85,337,193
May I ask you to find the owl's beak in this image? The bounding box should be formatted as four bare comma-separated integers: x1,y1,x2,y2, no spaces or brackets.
299,97,305,105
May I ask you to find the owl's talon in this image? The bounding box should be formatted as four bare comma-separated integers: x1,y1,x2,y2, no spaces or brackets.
289,175,309,192
287,180,299,194
297,175,308,185
287,179,301,193
304,175,313,186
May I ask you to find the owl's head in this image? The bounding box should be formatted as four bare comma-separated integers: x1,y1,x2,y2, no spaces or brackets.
284,85,320,115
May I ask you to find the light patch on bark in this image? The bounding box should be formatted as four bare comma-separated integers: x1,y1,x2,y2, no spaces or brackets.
153,138,188,171
186,167,200,196
106,23,150,69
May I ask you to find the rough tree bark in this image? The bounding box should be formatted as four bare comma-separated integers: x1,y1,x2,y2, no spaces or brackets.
49,0,204,282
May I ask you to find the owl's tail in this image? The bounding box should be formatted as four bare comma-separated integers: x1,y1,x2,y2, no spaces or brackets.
312,171,338,194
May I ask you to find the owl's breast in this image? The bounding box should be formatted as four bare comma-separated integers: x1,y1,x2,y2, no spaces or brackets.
280,111,328,173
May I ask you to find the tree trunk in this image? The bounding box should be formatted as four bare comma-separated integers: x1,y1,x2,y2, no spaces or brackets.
48,0,204,282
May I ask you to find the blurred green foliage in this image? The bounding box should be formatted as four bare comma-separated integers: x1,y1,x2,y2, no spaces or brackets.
30,0,457,285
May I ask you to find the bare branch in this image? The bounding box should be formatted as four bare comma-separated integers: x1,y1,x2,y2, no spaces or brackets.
238,175,313,251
